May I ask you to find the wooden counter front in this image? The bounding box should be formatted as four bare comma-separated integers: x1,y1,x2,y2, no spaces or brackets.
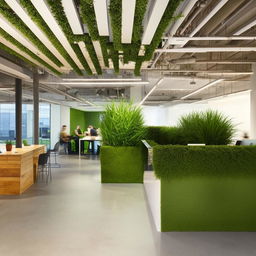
0,145,45,195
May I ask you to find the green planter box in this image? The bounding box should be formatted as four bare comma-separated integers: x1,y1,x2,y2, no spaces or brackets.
100,146,144,183
150,145,256,231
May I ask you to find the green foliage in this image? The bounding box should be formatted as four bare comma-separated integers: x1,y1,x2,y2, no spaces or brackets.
100,146,144,183
145,126,185,145
19,0,83,76
5,140,13,145
0,42,35,67
109,0,122,51
153,145,256,179
22,139,30,146
0,0,63,68
178,110,236,145
101,102,146,146
84,35,102,74
99,37,110,67
80,0,99,41
108,44,119,73
0,28,61,75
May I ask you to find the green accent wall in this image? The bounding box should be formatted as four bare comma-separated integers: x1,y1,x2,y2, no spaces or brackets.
84,111,103,130
70,108,103,135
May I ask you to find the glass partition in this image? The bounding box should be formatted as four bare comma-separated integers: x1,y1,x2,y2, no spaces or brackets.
0,103,51,148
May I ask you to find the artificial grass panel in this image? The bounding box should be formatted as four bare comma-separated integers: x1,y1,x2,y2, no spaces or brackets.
100,146,144,183
161,177,256,231
153,145,256,179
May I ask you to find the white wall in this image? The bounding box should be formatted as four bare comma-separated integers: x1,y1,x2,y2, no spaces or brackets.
50,105,71,148
142,106,168,126
50,104,61,149
60,105,70,133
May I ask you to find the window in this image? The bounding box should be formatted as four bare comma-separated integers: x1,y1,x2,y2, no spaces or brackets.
0,103,51,148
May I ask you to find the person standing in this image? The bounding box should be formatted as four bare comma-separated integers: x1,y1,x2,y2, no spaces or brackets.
60,125,70,154
74,125,84,154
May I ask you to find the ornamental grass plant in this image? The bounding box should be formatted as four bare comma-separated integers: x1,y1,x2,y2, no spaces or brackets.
101,102,146,146
178,110,236,145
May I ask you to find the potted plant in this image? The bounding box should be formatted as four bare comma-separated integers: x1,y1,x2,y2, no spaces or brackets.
5,140,13,151
100,102,146,183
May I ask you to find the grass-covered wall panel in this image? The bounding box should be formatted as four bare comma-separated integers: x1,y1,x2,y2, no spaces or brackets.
153,145,256,179
161,177,256,231
100,146,144,183
70,108,87,135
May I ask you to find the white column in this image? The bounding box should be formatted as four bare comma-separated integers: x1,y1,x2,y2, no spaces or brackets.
50,104,61,149
250,64,256,139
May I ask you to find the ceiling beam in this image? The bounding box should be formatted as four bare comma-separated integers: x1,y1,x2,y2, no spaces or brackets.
142,0,169,45
155,47,256,53
5,0,70,69
94,0,109,36
0,14,62,72
150,0,198,67
122,0,136,43
30,0,83,69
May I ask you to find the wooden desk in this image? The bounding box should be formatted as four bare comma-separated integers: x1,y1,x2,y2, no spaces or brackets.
0,145,45,195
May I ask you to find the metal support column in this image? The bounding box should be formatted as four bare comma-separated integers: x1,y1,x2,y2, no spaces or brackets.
33,68,39,144
15,78,22,148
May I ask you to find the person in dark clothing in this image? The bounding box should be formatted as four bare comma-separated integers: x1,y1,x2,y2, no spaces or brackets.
74,125,84,154
90,126,98,136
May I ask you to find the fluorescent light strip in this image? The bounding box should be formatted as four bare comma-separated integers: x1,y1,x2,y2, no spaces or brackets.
234,19,256,35
155,47,256,53
77,42,96,73
62,78,142,81
139,78,164,105
30,0,83,69
181,79,224,100
142,0,169,45
122,0,136,43
5,0,70,69
93,0,109,36
0,14,62,72
46,81,149,85
92,41,105,67
62,0,83,34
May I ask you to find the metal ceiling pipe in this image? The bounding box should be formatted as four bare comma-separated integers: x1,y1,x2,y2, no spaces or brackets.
211,0,255,35
150,0,198,68
179,1,206,35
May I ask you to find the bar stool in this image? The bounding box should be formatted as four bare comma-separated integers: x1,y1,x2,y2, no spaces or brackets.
37,152,52,183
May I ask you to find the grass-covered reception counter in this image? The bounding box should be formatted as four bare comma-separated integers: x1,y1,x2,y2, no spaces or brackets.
146,145,256,232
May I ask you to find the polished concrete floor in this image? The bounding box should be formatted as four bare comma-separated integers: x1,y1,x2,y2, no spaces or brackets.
0,155,256,256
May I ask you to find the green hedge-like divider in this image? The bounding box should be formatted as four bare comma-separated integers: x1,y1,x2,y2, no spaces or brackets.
0,28,61,75
145,126,186,145
153,145,256,179
0,0,63,68
19,0,83,76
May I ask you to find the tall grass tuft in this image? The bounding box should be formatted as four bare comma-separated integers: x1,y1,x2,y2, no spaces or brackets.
101,102,146,146
178,110,236,145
